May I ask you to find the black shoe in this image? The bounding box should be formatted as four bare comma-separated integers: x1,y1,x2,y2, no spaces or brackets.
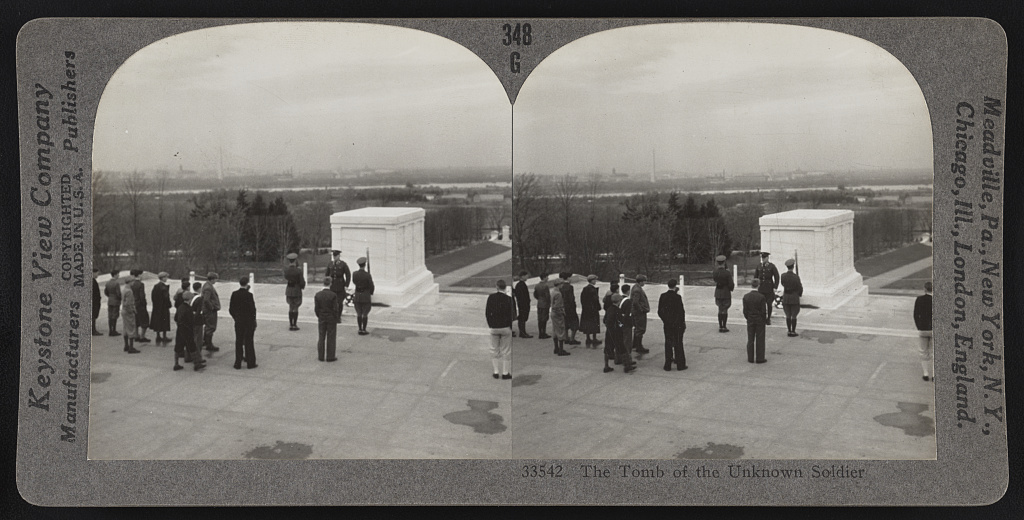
636,347,650,354
318,357,325,362
127,347,141,354
922,376,931,382
325,358,338,362
206,346,220,352
247,364,258,369
193,361,206,371
493,373,500,379
289,326,297,331
358,330,369,336
538,334,551,339
520,333,533,338
173,364,184,371
592,340,602,346
603,367,614,373
677,365,688,371
569,340,582,345
663,365,672,372
722,327,729,333
719,328,726,333
557,350,570,356
110,331,120,337
234,363,242,370
766,320,772,326
755,359,767,364
501,374,512,380
92,330,103,336
137,337,151,343
623,364,636,373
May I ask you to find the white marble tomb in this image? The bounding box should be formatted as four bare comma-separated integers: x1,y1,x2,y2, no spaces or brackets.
759,209,867,309
330,207,439,308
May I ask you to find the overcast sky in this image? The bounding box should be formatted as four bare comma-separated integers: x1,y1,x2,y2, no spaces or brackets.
513,23,934,177
94,22,510,173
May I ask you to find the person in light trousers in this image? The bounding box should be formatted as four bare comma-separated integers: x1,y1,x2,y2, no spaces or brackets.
485,279,514,380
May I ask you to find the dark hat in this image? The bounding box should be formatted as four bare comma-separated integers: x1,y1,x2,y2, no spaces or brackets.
332,249,341,255
207,272,219,280
636,274,647,282
760,251,770,257
357,257,367,265
784,259,795,267
157,271,169,279
587,274,598,281
286,252,298,260
716,255,727,263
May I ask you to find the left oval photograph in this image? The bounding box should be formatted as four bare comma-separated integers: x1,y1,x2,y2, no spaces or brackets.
89,21,514,461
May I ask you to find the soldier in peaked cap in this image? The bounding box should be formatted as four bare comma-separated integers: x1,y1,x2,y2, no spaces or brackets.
753,251,780,326
325,250,351,324
780,259,804,337
283,252,306,331
713,255,735,333
352,257,375,335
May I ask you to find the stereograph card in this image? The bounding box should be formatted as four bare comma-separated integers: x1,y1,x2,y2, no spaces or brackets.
14,18,1007,505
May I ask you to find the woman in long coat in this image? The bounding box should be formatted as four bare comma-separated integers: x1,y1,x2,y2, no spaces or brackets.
150,272,173,342
120,282,139,353
549,279,569,356
579,275,602,347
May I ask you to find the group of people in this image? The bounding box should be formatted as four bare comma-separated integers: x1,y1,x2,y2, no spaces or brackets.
90,248,376,372
505,251,807,373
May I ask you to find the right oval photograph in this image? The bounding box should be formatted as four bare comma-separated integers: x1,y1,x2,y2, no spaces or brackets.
510,22,935,461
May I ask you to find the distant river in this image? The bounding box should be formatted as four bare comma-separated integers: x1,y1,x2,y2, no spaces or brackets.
590,184,933,198
150,181,511,196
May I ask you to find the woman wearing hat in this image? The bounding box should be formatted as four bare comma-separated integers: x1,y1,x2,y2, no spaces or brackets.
579,275,602,348
548,279,569,356
150,272,173,343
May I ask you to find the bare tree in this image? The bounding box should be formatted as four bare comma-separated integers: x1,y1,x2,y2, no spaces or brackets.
553,173,581,269
120,171,150,263
512,173,542,272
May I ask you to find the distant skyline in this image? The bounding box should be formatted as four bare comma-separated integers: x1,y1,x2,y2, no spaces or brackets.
513,23,934,178
94,22,511,173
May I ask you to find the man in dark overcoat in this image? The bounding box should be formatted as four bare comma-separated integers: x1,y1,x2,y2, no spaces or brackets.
314,277,339,362
658,279,687,371
104,269,122,336
201,272,221,352
742,279,768,364
92,268,103,336
513,271,533,338
229,276,258,369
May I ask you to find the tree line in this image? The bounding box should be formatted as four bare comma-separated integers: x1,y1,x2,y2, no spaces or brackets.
512,173,930,280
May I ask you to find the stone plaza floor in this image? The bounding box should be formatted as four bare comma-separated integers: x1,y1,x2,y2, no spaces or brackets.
511,283,936,460
88,283,513,460
88,276,934,461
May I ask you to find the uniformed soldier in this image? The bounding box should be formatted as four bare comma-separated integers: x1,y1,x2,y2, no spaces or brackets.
283,252,306,331
352,257,375,335
325,249,351,324
533,273,551,339
780,259,804,337
753,251,780,325
712,255,735,332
